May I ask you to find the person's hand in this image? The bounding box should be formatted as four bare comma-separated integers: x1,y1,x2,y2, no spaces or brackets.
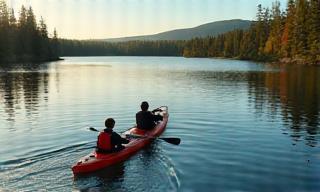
152,108,162,113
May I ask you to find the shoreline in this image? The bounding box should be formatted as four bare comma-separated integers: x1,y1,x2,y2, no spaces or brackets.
3,55,319,67
206,56,320,66
0,57,64,66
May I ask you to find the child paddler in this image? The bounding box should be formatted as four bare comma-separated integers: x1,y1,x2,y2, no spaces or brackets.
96,118,129,153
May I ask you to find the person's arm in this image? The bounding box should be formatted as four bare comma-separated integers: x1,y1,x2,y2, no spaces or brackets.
136,112,142,128
136,113,139,125
152,108,162,113
112,132,129,146
152,112,163,122
121,136,129,144
155,114,163,121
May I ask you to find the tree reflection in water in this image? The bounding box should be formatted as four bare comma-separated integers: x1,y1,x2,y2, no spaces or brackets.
0,63,50,124
0,62,319,146
248,64,320,147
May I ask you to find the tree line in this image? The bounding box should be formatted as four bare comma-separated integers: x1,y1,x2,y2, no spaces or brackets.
0,0,59,64
59,39,185,56
183,0,320,64
60,0,319,64
1,0,319,65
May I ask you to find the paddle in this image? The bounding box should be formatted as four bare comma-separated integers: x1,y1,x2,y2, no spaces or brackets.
89,127,181,145
126,134,181,145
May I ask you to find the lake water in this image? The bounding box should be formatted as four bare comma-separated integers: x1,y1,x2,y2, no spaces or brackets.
0,57,319,191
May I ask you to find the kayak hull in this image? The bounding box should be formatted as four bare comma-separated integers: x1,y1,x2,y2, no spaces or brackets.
71,106,168,174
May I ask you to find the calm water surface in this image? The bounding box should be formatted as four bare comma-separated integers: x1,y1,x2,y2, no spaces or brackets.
0,57,319,191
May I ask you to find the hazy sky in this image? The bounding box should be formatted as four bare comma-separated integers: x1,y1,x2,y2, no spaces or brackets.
6,0,287,39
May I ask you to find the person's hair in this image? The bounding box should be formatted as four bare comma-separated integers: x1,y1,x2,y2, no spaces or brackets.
105,118,115,128
141,101,149,111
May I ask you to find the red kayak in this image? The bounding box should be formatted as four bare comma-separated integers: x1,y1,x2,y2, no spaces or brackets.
72,106,169,174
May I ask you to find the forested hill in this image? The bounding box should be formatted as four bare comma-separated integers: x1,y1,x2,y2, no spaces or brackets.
104,19,252,42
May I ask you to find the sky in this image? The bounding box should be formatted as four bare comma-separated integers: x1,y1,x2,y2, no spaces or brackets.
6,0,288,39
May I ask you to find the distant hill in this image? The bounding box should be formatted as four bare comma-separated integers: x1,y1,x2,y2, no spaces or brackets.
103,19,252,42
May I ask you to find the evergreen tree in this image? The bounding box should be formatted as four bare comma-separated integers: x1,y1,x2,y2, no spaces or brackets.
254,5,271,58
17,5,28,58
307,0,320,62
264,1,283,58
35,17,48,59
281,0,296,57
8,8,17,60
293,0,309,57
0,0,9,26
26,6,38,57
0,0,9,61
39,17,48,38
51,28,59,58
18,5,27,27
0,2,60,64
9,8,16,25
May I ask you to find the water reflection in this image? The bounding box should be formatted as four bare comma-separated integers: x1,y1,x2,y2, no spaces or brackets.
185,64,320,147
74,163,126,191
0,64,50,123
0,58,319,191
0,61,319,146
247,64,320,147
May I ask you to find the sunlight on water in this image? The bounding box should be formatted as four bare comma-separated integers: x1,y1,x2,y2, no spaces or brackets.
0,57,319,191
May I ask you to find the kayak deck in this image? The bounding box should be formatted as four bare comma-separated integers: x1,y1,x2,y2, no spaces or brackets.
72,106,168,174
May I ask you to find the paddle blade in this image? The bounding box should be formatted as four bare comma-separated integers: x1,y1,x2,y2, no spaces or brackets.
160,138,181,145
89,127,100,132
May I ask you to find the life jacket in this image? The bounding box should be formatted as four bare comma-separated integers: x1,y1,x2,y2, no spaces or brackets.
97,131,112,151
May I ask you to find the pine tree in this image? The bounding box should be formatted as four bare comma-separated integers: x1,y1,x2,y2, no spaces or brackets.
51,28,59,58
255,5,266,56
281,0,296,57
0,0,9,61
293,0,309,58
8,8,17,61
26,7,37,31
264,1,283,59
17,5,28,58
18,5,27,27
307,0,320,63
27,7,38,57
39,17,48,38
0,0,9,26
240,28,258,60
0,2,60,64
9,8,16,25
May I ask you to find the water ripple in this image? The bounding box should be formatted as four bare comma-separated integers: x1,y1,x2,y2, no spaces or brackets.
1,57,320,191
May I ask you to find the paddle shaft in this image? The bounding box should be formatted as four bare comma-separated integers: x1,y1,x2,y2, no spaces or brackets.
89,127,180,145
126,134,181,145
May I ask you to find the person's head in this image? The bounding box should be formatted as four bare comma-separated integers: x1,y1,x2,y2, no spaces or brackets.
105,118,115,129
140,101,149,111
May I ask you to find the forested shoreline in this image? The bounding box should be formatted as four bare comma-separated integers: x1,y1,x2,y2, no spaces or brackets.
59,39,185,56
0,0,59,64
183,0,320,65
1,0,319,65
60,0,320,65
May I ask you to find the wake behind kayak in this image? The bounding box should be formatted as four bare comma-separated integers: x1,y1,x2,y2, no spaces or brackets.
71,106,169,174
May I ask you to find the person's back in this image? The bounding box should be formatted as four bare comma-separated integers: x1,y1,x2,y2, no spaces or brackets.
97,118,129,153
136,101,163,130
